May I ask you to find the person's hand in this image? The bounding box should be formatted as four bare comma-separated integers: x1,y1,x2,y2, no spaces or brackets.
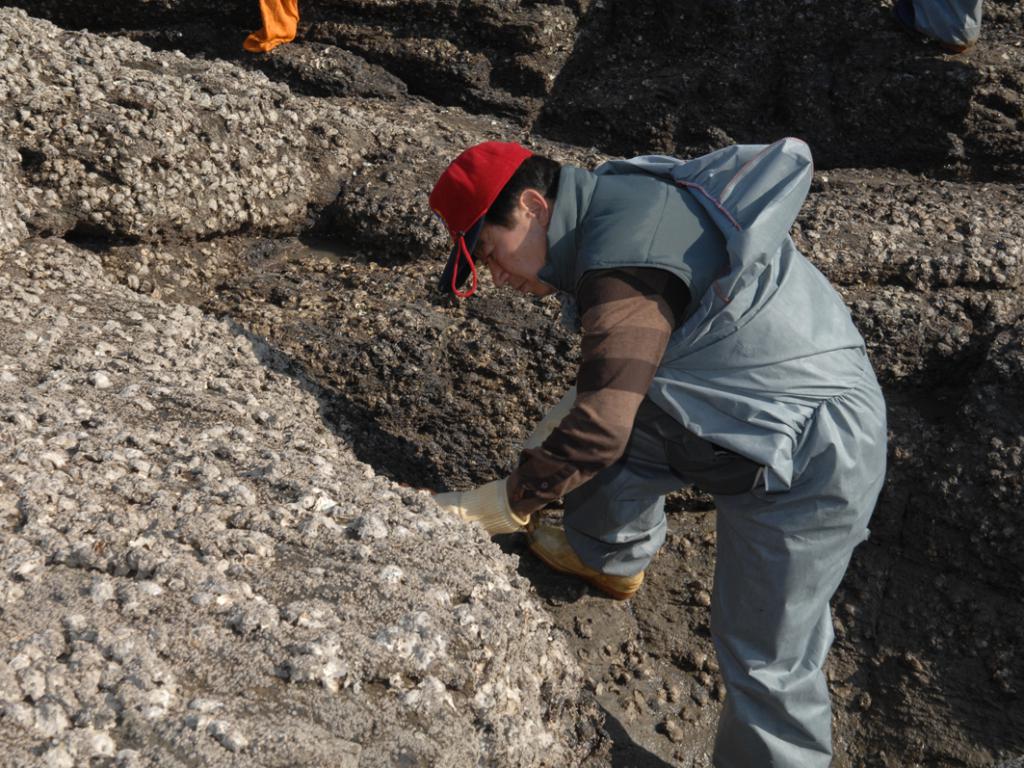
523,386,576,450
433,479,529,535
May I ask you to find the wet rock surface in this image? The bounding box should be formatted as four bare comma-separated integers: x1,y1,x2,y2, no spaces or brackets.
534,0,1024,179
1,3,1023,767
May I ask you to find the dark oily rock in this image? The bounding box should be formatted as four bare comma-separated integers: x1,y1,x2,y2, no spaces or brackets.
0,0,254,30
926,319,1024,588
798,169,1023,292
845,286,979,388
0,9,368,242
186,233,585,490
302,0,578,120
842,285,1024,390
535,0,1023,179
314,112,602,266
244,41,409,100
0,238,603,766
123,27,411,102
804,181,1024,760
13,0,579,123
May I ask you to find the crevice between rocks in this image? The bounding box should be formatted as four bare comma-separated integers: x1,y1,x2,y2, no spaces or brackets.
62,226,140,252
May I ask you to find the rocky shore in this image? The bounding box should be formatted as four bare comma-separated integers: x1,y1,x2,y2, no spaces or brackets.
1,2,1022,766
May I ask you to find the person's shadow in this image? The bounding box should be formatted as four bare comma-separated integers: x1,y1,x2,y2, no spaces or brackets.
226,317,448,489
601,706,678,768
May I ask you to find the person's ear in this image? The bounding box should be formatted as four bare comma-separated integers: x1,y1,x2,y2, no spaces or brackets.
519,188,551,226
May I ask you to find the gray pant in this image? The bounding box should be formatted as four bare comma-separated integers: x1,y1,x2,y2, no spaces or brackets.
563,390,886,767
912,0,983,47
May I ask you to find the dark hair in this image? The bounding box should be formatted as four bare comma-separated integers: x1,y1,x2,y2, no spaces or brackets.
484,154,561,228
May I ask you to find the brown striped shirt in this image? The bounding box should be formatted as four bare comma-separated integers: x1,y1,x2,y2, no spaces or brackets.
507,268,689,514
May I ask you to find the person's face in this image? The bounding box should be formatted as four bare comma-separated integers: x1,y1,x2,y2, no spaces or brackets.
473,189,555,297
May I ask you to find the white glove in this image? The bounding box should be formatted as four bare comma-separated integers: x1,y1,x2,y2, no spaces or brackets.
523,386,577,450
434,478,529,535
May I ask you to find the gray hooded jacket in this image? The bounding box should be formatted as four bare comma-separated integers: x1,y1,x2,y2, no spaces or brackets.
539,138,883,492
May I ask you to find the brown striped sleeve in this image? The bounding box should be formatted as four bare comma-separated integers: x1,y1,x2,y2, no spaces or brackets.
507,268,689,514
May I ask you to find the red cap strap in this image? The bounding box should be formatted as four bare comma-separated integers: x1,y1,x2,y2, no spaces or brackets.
452,234,478,299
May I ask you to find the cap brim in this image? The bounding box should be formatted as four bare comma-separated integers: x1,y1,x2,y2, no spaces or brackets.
438,218,484,294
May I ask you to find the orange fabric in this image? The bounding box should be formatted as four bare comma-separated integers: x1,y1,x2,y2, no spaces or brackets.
243,0,299,52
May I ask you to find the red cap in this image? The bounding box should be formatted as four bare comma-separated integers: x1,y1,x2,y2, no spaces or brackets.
429,141,533,298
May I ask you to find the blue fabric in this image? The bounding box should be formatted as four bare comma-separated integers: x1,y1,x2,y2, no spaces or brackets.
911,0,983,47
563,400,762,577
711,381,886,767
594,139,872,493
543,138,888,766
562,417,673,577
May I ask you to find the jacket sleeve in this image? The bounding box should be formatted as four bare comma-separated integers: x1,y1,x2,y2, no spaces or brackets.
506,268,688,514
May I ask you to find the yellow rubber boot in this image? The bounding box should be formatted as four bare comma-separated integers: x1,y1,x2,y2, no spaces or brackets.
528,525,644,600
244,0,299,53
